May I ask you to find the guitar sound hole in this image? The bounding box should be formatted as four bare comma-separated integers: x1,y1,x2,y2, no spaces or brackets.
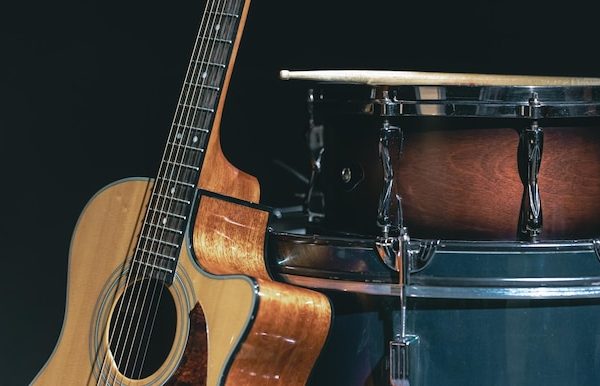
108,278,177,379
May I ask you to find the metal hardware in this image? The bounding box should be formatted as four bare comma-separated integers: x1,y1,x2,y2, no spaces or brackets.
377,121,403,237
390,335,419,386
278,274,600,300
313,84,600,118
375,236,397,270
389,228,418,385
304,89,325,221
380,89,402,116
270,232,600,299
376,120,409,277
518,120,544,241
519,92,543,119
376,227,414,272
341,167,352,183
374,116,418,386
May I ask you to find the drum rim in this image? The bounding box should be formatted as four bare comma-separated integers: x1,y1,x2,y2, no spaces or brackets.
270,231,600,299
311,84,600,119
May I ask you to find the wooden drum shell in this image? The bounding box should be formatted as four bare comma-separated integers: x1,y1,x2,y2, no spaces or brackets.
321,116,600,240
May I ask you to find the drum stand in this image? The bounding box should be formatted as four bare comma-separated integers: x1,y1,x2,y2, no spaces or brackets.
374,119,419,386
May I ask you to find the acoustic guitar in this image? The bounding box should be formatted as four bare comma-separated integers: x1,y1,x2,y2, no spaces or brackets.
32,1,331,385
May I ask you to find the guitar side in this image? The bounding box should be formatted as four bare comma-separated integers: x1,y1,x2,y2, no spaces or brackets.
32,178,331,386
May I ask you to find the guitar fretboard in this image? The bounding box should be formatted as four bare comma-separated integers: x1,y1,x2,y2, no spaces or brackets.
132,0,245,284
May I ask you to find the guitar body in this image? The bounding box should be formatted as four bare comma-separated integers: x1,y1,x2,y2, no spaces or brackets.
33,178,331,385
33,1,332,384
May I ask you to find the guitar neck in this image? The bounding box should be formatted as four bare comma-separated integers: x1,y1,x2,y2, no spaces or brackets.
133,0,250,284
160,0,247,194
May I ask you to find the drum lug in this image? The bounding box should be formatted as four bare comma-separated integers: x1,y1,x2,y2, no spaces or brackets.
390,335,420,386
377,120,410,269
377,120,404,236
518,120,544,240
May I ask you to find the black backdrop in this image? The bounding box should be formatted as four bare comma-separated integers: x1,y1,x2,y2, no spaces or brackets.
2,0,599,384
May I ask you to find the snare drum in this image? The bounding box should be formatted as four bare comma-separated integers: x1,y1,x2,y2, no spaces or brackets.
287,70,600,241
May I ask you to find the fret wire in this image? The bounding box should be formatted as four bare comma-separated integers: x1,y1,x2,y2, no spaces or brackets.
207,11,239,19
160,178,196,188
169,129,209,149
164,160,200,171
149,208,188,221
158,168,198,188
168,142,205,153
192,60,226,69
138,248,177,261
185,81,220,92
140,235,179,248
201,37,232,45
144,221,184,235
155,181,194,198
133,259,173,274
147,198,188,215
180,104,215,113
152,193,191,205
153,183,193,197
175,123,210,132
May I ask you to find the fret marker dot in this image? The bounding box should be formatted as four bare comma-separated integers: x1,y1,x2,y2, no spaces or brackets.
162,217,168,225
176,132,183,139
170,187,176,194
202,72,207,79
193,136,198,143
215,24,220,31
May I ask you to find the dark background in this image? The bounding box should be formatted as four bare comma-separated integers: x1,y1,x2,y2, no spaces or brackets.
1,0,599,384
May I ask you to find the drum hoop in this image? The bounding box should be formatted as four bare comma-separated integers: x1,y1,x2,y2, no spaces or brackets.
312,84,600,118
270,232,600,299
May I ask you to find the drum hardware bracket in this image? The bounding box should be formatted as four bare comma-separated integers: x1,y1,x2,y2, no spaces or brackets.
378,112,419,386
380,89,403,116
376,226,412,271
377,120,410,269
518,120,544,241
377,120,404,236
388,216,419,386
304,89,326,221
390,335,419,386
594,239,600,260
518,92,543,119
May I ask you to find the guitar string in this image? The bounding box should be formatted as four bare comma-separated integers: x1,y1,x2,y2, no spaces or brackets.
96,3,215,382
95,1,218,385
124,0,231,381
113,1,224,383
129,1,234,379
105,1,217,379
121,0,236,381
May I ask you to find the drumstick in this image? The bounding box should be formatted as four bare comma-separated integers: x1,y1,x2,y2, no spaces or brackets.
279,69,600,87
